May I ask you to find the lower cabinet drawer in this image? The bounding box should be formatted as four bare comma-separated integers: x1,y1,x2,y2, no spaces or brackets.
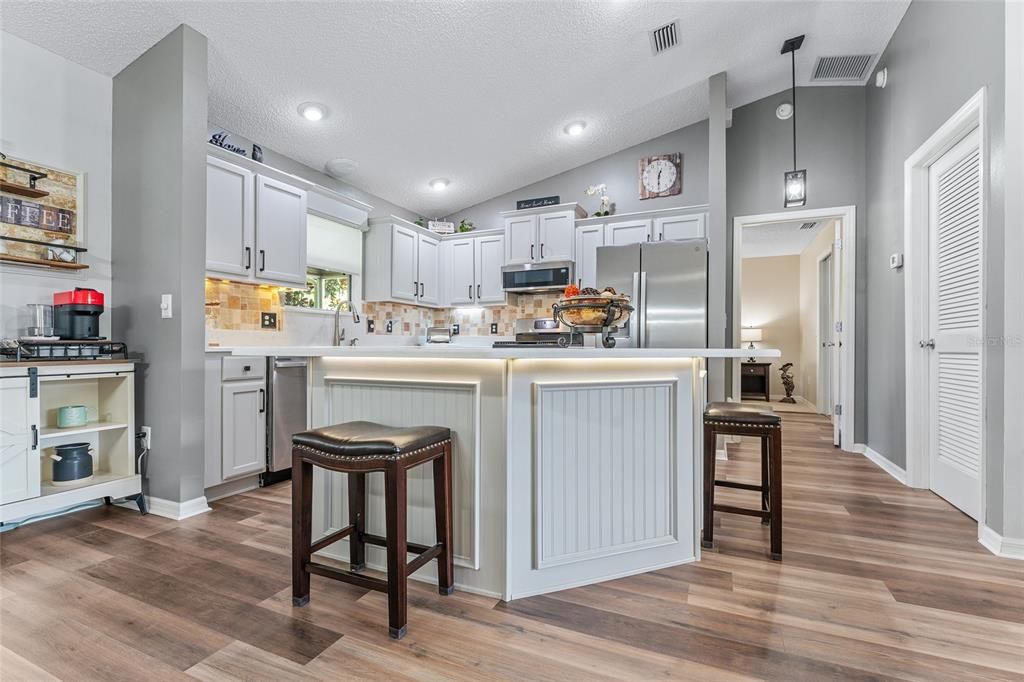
222,356,266,382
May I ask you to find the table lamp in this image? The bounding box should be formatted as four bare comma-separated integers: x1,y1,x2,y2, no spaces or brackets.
741,327,763,362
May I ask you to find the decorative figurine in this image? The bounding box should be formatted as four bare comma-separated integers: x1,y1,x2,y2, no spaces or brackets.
778,363,796,403
585,183,614,216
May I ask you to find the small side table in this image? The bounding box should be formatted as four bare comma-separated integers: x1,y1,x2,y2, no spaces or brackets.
741,362,772,401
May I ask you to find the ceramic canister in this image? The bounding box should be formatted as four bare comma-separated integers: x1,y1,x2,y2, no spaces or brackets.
57,405,88,428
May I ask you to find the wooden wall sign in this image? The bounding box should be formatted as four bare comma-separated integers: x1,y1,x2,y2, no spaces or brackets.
1,155,83,268
516,195,560,210
1,196,75,233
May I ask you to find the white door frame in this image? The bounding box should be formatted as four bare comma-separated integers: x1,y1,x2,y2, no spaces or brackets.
904,89,987,528
731,205,857,450
815,247,836,415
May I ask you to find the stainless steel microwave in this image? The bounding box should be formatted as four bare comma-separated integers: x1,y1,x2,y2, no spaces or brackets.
501,260,574,293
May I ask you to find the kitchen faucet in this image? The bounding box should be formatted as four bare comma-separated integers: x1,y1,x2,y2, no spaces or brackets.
334,301,361,346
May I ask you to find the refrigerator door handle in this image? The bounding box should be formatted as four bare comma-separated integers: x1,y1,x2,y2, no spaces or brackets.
632,271,645,348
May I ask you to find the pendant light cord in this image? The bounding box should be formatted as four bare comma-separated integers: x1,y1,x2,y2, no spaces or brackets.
791,49,797,171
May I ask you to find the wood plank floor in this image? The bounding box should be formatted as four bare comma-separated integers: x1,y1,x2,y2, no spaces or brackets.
2,412,1022,681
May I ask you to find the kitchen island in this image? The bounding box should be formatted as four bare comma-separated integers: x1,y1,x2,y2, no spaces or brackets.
232,345,779,599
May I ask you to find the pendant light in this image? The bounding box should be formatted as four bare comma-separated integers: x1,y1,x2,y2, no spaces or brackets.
781,35,806,208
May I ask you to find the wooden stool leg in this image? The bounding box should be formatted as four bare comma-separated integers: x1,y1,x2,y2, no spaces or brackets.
347,473,366,571
769,426,783,560
701,424,717,549
384,462,408,639
760,436,770,525
291,455,312,606
433,442,455,595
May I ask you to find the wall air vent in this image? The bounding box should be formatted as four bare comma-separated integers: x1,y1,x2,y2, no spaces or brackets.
811,55,874,82
649,20,679,55
798,222,818,231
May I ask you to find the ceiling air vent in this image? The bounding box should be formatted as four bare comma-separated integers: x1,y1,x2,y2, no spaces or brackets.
811,55,874,82
798,222,818,231
649,20,679,55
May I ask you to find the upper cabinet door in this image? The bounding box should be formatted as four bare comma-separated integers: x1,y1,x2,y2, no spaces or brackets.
255,175,308,286
574,224,605,290
537,210,575,262
655,213,706,242
505,214,537,264
0,377,40,505
475,233,506,304
206,157,255,278
448,238,476,305
417,233,441,306
391,225,419,302
606,219,653,246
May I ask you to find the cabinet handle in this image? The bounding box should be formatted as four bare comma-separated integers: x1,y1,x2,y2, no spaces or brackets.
477,284,481,299
658,233,663,241
420,282,425,297
244,247,252,270
259,249,266,272
414,281,419,297
31,424,38,451
530,244,534,260
540,243,545,259
259,388,266,414
468,284,473,299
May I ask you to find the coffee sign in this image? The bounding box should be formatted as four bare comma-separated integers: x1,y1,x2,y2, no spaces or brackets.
1,196,75,234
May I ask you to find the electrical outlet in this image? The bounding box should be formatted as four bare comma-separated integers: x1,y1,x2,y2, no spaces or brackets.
140,426,152,450
367,319,375,333
490,323,498,335
260,312,278,329
452,324,460,336
386,320,394,334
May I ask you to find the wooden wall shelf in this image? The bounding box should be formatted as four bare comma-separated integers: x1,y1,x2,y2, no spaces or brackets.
0,180,49,199
0,253,89,270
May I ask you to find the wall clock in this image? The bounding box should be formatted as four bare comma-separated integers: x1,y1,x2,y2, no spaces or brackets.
638,153,682,200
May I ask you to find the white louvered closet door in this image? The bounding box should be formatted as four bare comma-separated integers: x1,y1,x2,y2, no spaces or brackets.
927,127,983,519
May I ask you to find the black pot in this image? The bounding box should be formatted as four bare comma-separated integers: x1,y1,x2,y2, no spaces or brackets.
51,442,94,482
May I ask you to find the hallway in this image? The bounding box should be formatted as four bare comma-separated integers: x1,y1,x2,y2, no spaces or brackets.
1,413,1022,681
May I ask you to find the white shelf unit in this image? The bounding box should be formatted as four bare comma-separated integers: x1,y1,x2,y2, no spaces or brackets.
0,363,141,524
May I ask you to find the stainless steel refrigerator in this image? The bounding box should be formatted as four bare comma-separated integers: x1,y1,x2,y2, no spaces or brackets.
596,239,708,348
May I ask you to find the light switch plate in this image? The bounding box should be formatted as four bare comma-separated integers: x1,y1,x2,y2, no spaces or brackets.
367,319,375,333
261,312,277,329
452,324,460,336
160,294,173,319
889,253,904,270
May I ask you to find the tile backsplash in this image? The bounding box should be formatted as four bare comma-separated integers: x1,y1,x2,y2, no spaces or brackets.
205,279,284,331
362,293,561,337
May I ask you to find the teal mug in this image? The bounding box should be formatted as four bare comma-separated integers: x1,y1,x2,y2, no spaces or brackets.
57,405,89,428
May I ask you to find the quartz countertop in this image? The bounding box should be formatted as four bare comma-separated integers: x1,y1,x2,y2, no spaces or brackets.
226,345,781,360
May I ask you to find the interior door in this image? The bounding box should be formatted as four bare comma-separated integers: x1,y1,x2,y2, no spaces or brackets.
505,215,537,264
206,156,255,278
927,127,983,519
417,233,441,305
390,225,419,302
817,253,834,416
448,238,475,305
255,175,308,285
537,211,574,261
575,224,604,290
475,234,506,304
0,377,40,504
606,219,652,246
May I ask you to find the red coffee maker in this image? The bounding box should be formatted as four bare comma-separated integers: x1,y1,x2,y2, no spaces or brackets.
53,288,105,340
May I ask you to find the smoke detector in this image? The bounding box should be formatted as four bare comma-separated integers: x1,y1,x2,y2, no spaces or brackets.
649,20,679,55
325,158,358,178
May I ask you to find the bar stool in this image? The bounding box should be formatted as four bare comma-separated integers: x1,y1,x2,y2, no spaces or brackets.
291,421,454,639
701,402,782,560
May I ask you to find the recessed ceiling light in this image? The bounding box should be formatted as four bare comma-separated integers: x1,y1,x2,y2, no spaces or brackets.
298,102,327,121
564,120,587,136
430,178,449,191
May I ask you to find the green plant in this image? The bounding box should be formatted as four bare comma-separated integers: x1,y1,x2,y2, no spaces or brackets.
458,219,474,233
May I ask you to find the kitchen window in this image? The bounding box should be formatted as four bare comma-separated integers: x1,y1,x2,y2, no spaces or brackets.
283,212,363,312
283,269,352,311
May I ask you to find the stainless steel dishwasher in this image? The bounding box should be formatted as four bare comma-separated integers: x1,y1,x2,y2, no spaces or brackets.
261,356,308,486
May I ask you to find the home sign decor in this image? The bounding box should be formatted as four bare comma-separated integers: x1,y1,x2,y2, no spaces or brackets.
516,195,560,210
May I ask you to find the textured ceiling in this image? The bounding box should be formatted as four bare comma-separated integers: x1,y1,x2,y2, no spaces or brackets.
743,219,830,258
0,1,908,216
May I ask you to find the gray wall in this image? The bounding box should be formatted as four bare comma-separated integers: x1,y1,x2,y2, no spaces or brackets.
727,86,868,443
112,25,209,504
864,0,1005,529
446,121,709,228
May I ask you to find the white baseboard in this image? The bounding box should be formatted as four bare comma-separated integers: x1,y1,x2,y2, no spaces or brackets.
147,495,211,521
850,443,907,485
980,525,1024,560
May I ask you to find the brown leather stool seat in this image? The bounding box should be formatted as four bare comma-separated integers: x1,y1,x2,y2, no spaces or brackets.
291,421,455,639
702,402,783,560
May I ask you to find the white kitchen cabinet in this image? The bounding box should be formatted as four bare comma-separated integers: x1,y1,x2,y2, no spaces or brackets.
474,233,506,304
502,204,587,265
655,213,706,242
606,219,654,246
447,237,476,305
574,224,605,290
255,174,308,286
206,156,255,278
505,214,537,265
390,224,419,303
0,376,40,506
221,380,267,480
417,233,441,306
